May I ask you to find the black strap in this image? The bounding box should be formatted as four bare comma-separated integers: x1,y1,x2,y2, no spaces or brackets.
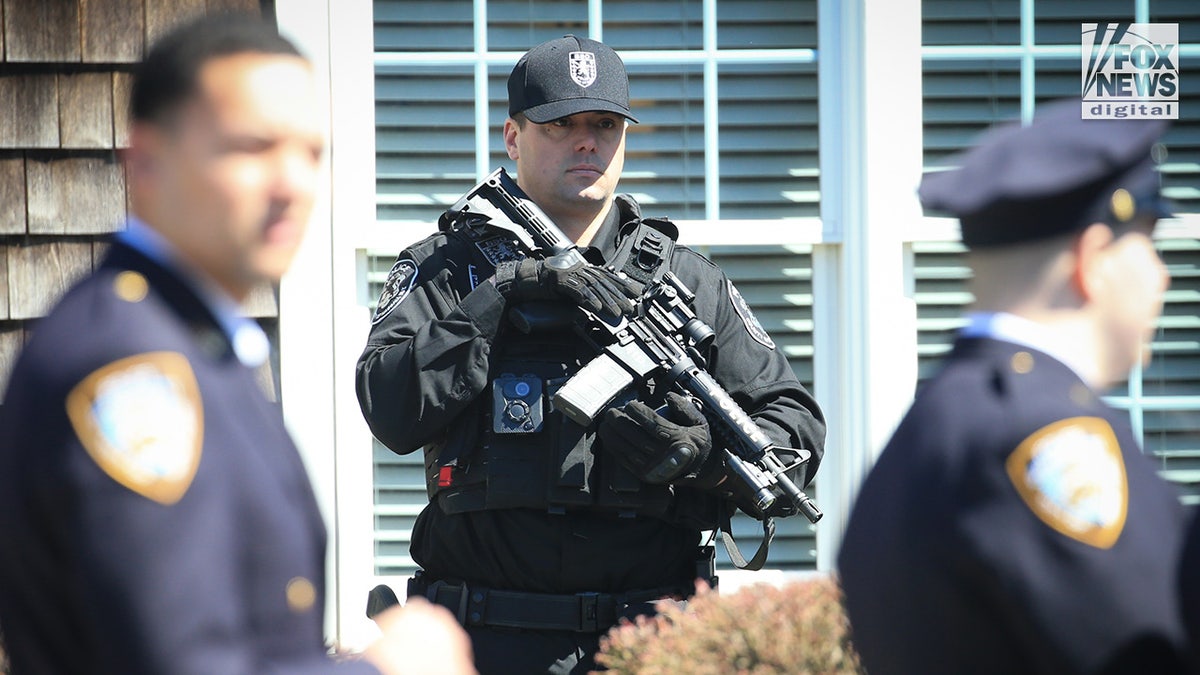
716,501,775,571
408,574,688,633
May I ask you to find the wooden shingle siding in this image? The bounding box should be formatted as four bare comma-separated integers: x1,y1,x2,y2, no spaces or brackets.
82,0,145,63
0,0,272,395
59,72,115,148
3,1,82,63
0,324,21,401
0,153,25,235
145,0,208,47
26,152,125,234
0,244,8,318
0,73,59,147
112,71,132,147
6,239,93,320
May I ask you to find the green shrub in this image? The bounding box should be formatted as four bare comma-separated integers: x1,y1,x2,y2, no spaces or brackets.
595,574,863,675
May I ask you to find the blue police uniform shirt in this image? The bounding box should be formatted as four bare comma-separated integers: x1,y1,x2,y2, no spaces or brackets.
0,224,377,674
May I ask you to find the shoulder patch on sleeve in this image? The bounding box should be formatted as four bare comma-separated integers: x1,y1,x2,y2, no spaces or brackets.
372,257,419,325
727,279,775,350
65,352,203,505
1005,416,1128,548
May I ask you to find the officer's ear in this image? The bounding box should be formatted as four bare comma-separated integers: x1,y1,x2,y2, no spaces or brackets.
1072,221,1116,303
503,117,521,160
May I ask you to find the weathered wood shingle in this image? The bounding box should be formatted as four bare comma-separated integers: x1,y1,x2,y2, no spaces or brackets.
4,1,83,63
0,153,25,235
81,0,145,63
0,324,22,400
60,72,115,148
145,0,207,47
26,152,125,234
6,239,94,320
0,74,59,148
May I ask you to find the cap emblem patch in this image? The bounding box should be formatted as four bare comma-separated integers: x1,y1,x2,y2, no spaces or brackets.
66,352,203,505
569,51,597,87
1005,416,1127,548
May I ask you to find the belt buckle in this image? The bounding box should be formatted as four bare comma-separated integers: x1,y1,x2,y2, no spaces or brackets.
578,592,599,632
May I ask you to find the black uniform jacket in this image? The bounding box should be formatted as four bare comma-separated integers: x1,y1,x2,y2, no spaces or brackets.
838,337,1187,674
0,241,375,675
356,195,825,594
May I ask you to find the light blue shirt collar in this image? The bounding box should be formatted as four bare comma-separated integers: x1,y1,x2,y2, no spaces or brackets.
959,311,1091,385
117,218,271,368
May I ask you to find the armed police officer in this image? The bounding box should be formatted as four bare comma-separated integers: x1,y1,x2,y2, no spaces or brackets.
838,101,1187,674
356,35,826,675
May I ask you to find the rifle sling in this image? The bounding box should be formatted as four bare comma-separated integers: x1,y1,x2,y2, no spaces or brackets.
717,500,776,571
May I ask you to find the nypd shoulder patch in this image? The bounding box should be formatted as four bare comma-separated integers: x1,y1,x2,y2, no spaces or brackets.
65,352,203,505
727,280,775,350
1005,416,1128,549
372,257,419,325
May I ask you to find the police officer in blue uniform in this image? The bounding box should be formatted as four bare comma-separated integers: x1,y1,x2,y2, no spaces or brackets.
0,14,474,675
837,100,1186,674
356,35,826,674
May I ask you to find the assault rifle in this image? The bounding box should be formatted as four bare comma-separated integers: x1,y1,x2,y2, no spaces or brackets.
448,168,822,526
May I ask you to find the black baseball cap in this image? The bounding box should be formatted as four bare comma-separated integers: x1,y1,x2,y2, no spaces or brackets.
919,99,1171,249
507,34,638,124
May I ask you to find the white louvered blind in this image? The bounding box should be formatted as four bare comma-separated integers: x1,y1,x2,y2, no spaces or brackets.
920,0,1200,503
369,0,821,575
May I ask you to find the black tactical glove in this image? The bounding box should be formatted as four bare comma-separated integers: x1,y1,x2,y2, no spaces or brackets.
494,254,638,321
598,392,722,485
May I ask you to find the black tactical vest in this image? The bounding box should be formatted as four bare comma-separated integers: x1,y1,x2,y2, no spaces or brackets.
423,203,721,528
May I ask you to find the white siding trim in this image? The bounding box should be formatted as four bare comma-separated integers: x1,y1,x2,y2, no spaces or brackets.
814,0,923,572
276,0,382,650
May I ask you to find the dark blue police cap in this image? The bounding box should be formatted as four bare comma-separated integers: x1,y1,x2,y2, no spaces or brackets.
918,99,1171,248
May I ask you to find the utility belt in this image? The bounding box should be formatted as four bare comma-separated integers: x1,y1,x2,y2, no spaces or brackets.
407,547,717,634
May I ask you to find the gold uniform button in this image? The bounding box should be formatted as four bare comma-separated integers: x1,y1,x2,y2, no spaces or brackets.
114,271,149,303
286,577,316,613
1110,188,1135,222
1011,351,1034,374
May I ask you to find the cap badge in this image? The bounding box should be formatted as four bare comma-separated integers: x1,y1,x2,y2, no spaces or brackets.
1110,188,1135,222
569,51,597,87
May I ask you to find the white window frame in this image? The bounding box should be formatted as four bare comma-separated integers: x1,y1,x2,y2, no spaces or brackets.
275,0,926,648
